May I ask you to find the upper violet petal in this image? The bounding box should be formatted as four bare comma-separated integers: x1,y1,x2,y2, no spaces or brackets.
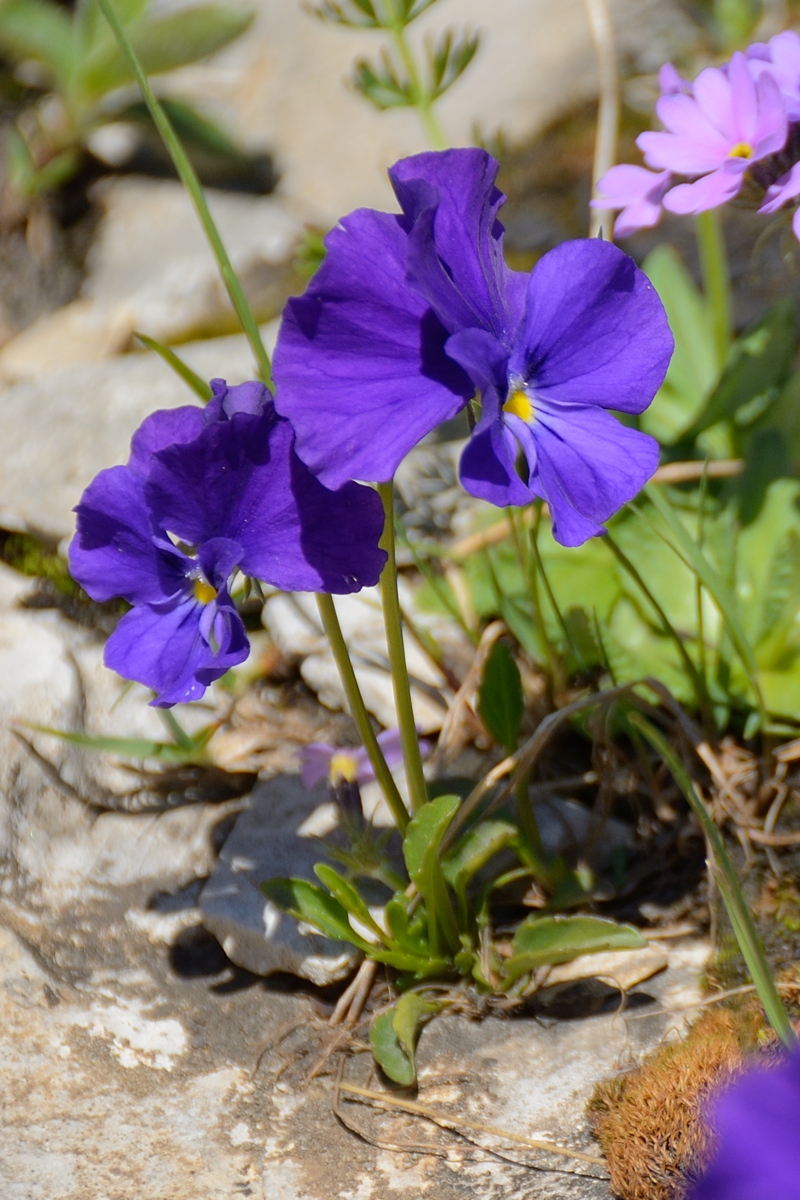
128,405,205,476
272,207,471,489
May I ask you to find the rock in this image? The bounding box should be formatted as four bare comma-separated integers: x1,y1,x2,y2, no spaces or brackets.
262,584,462,733
543,943,669,991
200,774,361,985
0,322,276,542
0,179,298,383
165,0,695,224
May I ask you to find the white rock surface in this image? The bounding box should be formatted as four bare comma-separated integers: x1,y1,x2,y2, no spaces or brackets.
0,323,276,541
0,181,297,382
165,0,694,224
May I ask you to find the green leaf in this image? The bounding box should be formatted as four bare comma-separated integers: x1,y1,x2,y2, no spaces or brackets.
80,4,253,97
641,244,719,443
0,0,76,87
21,723,210,765
370,1010,415,1085
502,915,646,984
352,49,414,109
403,795,461,957
314,863,385,942
384,897,430,955
392,990,439,1057
260,878,372,951
442,819,518,901
134,332,213,401
426,27,480,100
686,301,796,440
476,639,523,755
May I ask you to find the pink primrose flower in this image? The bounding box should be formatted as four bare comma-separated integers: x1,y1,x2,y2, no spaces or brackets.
592,164,674,237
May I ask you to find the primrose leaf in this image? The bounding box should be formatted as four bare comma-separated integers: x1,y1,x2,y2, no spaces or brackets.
502,915,646,985
403,795,461,957
442,820,518,901
370,1010,415,1085
477,639,523,755
260,878,371,951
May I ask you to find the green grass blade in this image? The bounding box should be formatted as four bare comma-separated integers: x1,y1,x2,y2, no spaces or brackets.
95,0,272,388
134,332,212,401
629,711,794,1048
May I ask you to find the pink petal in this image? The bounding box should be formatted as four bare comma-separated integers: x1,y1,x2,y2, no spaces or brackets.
760,160,800,214
752,70,787,156
729,52,758,142
693,65,735,137
662,168,743,215
638,128,728,175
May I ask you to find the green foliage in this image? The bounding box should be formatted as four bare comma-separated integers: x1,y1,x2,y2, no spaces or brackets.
501,915,646,987
681,0,763,49
477,639,523,755
0,0,253,198
370,991,443,1084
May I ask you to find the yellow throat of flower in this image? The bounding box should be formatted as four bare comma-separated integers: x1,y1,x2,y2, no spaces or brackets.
503,389,534,422
193,578,218,605
329,751,359,785
729,141,753,159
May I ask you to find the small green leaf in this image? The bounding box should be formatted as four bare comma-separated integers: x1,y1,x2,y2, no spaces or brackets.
352,50,414,109
314,863,385,942
477,639,523,755
403,795,461,958
502,914,646,984
260,878,371,951
0,0,76,88
370,1009,415,1085
384,897,429,954
403,794,460,881
442,819,518,899
21,724,210,765
134,332,213,401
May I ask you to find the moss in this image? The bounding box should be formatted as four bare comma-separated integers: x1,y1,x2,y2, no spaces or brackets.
1,531,79,596
588,1007,763,1200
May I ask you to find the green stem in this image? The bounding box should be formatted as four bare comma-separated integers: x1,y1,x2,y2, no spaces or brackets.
378,482,429,814
96,0,272,388
696,208,732,367
389,25,446,149
630,711,795,1049
316,593,409,833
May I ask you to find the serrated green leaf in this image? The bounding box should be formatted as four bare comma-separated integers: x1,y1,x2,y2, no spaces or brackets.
314,863,385,942
260,878,371,951
502,915,646,984
477,640,523,755
370,1010,415,1085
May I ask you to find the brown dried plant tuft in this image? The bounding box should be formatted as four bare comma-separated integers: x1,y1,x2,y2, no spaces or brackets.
587,1008,763,1200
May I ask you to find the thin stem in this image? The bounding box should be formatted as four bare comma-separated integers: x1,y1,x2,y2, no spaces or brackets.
584,0,620,239
378,482,429,814
96,0,272,388
316,593,410,833
696,208,732,366
389,25,446,149
159,707,193,749
630,712,795,1049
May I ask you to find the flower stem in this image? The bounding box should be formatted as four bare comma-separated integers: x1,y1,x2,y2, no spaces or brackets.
389,25,446,150
96,0,273,389
378,481,429,814
584,0,620,239
696,207,732,367
316,592,410,833
630,711,795,1049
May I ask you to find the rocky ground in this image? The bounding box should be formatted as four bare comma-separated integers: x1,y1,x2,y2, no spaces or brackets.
0,2,727,1196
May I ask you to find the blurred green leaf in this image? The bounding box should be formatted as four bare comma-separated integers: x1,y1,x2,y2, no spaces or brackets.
426,27,479,100
80,5,254,98
260,877,372,950
0,0,76,87
403,795,461,956
352,49,414,108
502,914,646,985
370,1009,415,1084
477,640,523,755
22,724,214,765
314,863,385,941
134,332,213,401
642,244,719,444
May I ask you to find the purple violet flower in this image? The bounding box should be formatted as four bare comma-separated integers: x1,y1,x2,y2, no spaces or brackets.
69,380,386,706
688,1046,800,1200
591,164,674,237
273,149,673,547
639,52,786,216
300,728,407,789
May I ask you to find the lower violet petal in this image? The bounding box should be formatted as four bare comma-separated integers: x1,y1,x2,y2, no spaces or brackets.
459,391,533,508
531,402,660,547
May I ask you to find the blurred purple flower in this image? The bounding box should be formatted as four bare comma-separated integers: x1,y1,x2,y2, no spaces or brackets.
591,164,673,237
70,380,386,706
688,1046,800,1200
274,149,672,547
300,728,406,789
747,30,800,120
639,53,786,216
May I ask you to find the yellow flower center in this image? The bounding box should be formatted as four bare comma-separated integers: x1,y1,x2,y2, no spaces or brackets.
729,141,753,159
329,752,359,785
193,578,217,605
503,389,534,422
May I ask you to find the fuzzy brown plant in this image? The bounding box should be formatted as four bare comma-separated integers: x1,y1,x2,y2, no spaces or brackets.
587,1008,762,1200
